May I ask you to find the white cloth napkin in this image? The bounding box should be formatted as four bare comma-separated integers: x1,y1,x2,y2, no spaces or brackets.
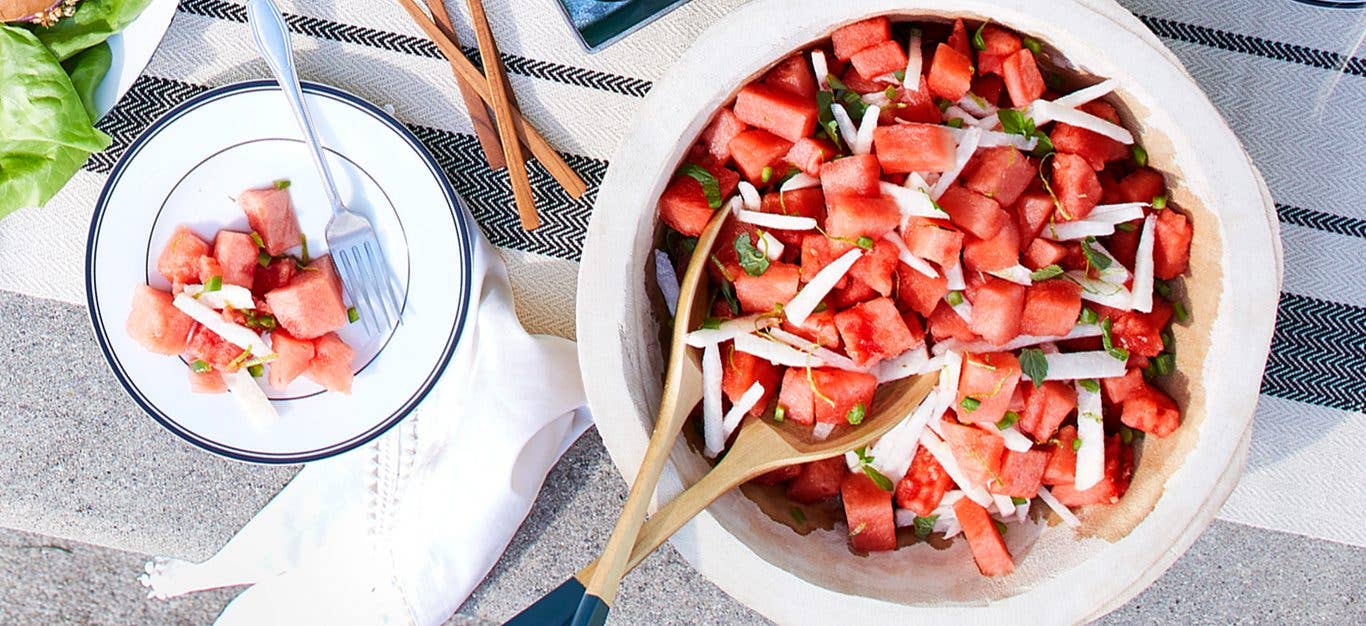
138,225,592,625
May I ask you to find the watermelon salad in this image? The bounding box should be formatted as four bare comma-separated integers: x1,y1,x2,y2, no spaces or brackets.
654,17,1194,576
125,180,359,424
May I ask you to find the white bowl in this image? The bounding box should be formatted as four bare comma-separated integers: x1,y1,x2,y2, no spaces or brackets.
578,0,1280,622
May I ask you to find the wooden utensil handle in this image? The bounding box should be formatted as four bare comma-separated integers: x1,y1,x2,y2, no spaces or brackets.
426,0,505,169
464,0,538,229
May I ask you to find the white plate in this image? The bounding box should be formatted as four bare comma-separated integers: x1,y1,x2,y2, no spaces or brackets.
94,0,177,118
88,80,474,463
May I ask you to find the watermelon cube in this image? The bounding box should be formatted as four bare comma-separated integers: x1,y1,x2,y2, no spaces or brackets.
1042,425,1079,485
1115,167,1165,204
252,258,297,297
830,16,891,60
895,447,955,515
1001,49,1044,107
893,76,944,124
810,368,878,424
939,185,1008,239
782,309,842,350
185,324,245,371
1021,238,1067,270
785,137,838,177
1020,279,1083,337
842,472,897,552
264,255,349,340
763,188,827,248
927,301,978,342
238,187,302,257
902,218,964,268
752,464,802,486
709,217,762,274
213,230,259,288
1121,384,1181,437
1019,380,1077,442
847,237,898,296
156,225,211,284
763,53,818,99
778,366,816,425
941,420,1006,489
991,447,1049,498
1106,221,1142,268
267,330,315,389
1051,152,1102,221
850,39,907,80
820,154,882,197
305,332,354,394
1102,367,1146,405
658,164,738,236
1154,208,1193,279
188,368,227,394
1051,101,1129,170
972,74,1006,105
698,108,748,163
955,351,1022,425
1110,304,1169,358
1012,191,1056,243
824,194,900,240
838,67,885,94
800,233,855,287
927,43,973,101
976,25,1021,77
968,278,1026,346
786,456,847,504
962,219,1021,273
954,497,1015,576
197,256,223,285
834,297,918,366
945,19,971,55
728,129,794,183
734,83,817,143
733,261,800,313
1052,435,1134,506
126,285,195,355
827,277,879,309
895,264,948,317
722,344,782,418
964,146,1035,207
872,123,957,173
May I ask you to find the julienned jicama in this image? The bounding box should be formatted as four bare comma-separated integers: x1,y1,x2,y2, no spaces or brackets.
125,181,361,424
654,16,1193,577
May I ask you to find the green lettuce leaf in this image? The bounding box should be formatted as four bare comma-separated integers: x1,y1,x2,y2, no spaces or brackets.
0,24,111,219
63,40,112,120
27,0,153,61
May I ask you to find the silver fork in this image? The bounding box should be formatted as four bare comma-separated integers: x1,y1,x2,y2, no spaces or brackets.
246,0,403,336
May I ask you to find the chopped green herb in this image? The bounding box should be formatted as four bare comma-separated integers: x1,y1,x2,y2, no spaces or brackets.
960,397,981,411
203,275,222,293
826,73,848,91
1019,348,1048,388
790,506,807,525
1030,264,1064,281
1131,144,1148,167
1115,221,1138,232
347,306,360,324
1012,496,1028,505
1081,236,1114,271
761,165,774,183
1120,425,1135,445
1146,353,1176,377
1072,437,1084,451
1173,300,1189,323
884,85,898,100
273,179,290,190
813,301,829,313
993,519,1009,535
893,69,906,82
855,236,875,250
1022,37,1042,55
971,20,989,50
718,279,742,316
1078,378,1101,393
946,290,964,306
1160,329,1175,351
935,97,952,112
250,231,265,249
676,163,723,209
774,405,786,423
247,364,264,378
257,250,272,268
1031,132,1056,157
1154,279,1173,300
997,410,1021,430
913,515,938,539
701,317,723,330
1152,195,1168,210
839,90,869,120
998,109,1029,135
817,91,842,147
190,359,212,374
247,312,277,331
778,166,802,185
946,117,965,129
734,234,770,277
1099,318,1130,361
299,235,310,264
1079,307,1099,325
863,464,894,491
847,403,866,425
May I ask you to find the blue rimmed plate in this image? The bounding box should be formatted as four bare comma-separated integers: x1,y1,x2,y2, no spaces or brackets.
87,80,473,464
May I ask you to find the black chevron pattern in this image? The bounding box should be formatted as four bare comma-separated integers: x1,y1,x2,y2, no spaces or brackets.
1261,293,1366,411
1135,13,1366,76
176,0,653,98
1277,204,1366,238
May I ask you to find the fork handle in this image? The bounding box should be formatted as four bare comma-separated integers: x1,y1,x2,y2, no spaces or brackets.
246,0,344,214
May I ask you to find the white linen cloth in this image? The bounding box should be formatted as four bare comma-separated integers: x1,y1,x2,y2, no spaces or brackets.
138,227,592,625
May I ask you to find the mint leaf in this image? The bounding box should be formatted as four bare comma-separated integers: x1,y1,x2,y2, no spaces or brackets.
862,465,894,491
1081,236,1113,271
1030,264,1064,281
676,163,722,209
1019,348,1048,388
971,21,988,51
1100,317,1130,361
734,234,770,277
913,514,938,539
847,403,866,425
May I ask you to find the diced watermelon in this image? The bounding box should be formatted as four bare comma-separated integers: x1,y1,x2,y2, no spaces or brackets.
1102,368,1146,405
954,497,1015,576
945,19,971,55
733,261,800,313
787,456,847,503
188,368,227,394
968,278,1026,346
156,225,211,284
658,170,726,237
185,323,245,372
941,420,1006,486
267,330,315,389
1022,238,1068,270
1051,101,1129,170
850,39,907,80
991,447,1049,498
838,67,886,94
698,108,748,163
1012,191,1056,243
895,263,949,317
762,188,826,249
785,137,838,177
1001,49,1044,107
834,297,917,366
778,366,816,425
734,83,817,143
847,237,899,295
305,332,354,394
902,218,965,269
820,154,882,197
1041,424,1079,485
1154,208,1193,280
126,286,194,355
1121,384,1181,437
264,255,349,340
893,76,944,123
722,343,782,417
955,351,1022,425
1020,279,1083,337
1019,380,1077,442
763,53,818,99
927,43,973,101
964,146,1035,207
197,256,223,285
238,187,302,257
1106,220,1142,268
963,219,1021,273
872,123,958,173
1115,167,1165,204
895,447,955,515
752,464,802,485
939,185,1008,239
900,311,928,348
782,308,842,349
252,258,297,297
827,277,880,309
830,16,891,60
810,368,878,424
928,301,978,342
1052,435,1134,506
824,194,900,240
709,217,762,278
976,25,1021,77
213,231,258,288
972,74,1006,105
800,233,855,287
1109,304,1170,358
1051,152,1102,221
729,129,794,183
842,472,897,552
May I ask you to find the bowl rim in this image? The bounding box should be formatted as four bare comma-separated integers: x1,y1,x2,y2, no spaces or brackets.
577,0,1279,622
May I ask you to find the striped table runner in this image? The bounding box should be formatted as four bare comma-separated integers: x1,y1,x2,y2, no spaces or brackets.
0,0,1360,548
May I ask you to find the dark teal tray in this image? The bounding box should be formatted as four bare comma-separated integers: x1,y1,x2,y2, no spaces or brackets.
555,0,690,52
